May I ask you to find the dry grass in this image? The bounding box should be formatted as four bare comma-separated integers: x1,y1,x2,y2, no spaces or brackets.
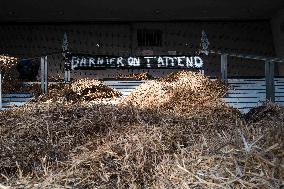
0,71,283,188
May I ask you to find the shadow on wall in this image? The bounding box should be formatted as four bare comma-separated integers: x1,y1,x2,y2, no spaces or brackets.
17,59,40,81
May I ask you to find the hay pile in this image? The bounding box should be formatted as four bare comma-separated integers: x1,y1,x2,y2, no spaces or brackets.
70,79,121,100
0,56,21,93
0,55,17,70
0,71,283,188
122,71,228,116
117,72,153,80
48,76,65,82
36,79,121,103
2,76,24,93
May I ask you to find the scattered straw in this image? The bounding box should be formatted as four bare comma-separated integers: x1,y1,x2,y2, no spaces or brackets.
0,71,283,188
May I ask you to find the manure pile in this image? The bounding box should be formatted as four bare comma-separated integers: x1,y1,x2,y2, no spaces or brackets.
36,78,121,103
0,71,283,189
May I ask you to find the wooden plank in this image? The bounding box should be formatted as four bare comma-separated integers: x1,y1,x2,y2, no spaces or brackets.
222,98,264,103
225,102,263,108
223,97,284,103
223,78,283,82
227,90,266,93
229,82,284,85
229,85,284,89
230,84,284,88
227,93,284,98
275,89,284,93
230,86,265,89
229,81,265,84
226,94,265,98
276,102,284,106
229,79,265,82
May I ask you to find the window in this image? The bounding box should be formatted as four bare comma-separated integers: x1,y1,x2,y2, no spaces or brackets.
137,29,162,47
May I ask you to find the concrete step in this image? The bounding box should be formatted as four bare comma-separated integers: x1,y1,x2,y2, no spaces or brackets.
2,97,34,102
1,93,34,109
2,93,33,98
2,101,28,107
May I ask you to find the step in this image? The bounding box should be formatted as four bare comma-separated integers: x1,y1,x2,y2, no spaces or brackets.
2,101,28,107
2,97,34,102
2,93,33,98
1,93,34,109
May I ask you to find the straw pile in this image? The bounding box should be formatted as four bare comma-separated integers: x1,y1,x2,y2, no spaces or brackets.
2,76,24,93
0,55,17,70
48,76,65,82
117,72,153,80
0,56,21,93
122,71,229,116
0,71,283,189
36,79,121,103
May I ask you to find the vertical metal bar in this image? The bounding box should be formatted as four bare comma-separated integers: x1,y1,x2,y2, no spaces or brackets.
265,61,270,101
265,61,275,102
0,69,2,110
64,61,71,83
64,69,68,83
64,70,71,82
67,70,70,82
44,56,48,93
271,62,275,102
221,54,228,85
41,57,45,94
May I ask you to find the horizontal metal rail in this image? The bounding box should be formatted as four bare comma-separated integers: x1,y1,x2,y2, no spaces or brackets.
210,50,284,63
215,50,280,102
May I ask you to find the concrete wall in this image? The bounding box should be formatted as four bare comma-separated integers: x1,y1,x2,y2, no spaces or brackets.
0,21,276,79
271,8,284,76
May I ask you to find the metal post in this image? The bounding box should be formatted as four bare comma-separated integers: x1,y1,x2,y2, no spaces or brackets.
41,56,48,94
221,54,228,85
265,61,275,102
67,70,70,82
0,69,2,110
64,69,68,83
44,56,48,93
41,57,45,94
64,61,71,83
64,69,71,83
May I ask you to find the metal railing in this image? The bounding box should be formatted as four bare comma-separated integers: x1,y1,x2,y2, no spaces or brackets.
215,51,284,103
